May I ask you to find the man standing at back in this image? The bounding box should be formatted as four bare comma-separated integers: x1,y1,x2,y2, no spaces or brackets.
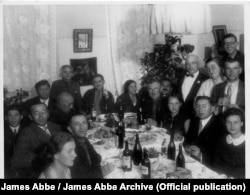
178,54,208,118
11,103,61,178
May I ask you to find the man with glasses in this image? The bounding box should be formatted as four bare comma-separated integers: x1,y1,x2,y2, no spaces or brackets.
222,33,244,81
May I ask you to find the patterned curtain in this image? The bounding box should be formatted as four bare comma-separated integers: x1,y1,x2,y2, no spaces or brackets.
106,5,154,95
150,4,211,34
3,5,57,95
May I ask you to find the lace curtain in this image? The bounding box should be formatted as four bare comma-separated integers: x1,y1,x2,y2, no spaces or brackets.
150,4,211,34
106,5,154,96
3,5,57,95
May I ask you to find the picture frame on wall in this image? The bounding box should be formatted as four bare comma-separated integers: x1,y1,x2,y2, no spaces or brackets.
212,25,227,55
73,29,93,52
70,57,97,86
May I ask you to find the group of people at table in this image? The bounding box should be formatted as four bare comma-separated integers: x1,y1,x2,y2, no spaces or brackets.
4,33,245,179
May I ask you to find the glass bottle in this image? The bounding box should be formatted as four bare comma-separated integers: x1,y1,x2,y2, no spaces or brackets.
122,141,132,172
103,90,109,114
167,132,176,161
91,103,97,121
116,118,125,149
176,143,185,168
132,134,142,166
141,148,151,179
118,105,124,121
137,107,146,125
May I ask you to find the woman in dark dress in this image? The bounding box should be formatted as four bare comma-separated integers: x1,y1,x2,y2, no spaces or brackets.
116,80,140,114
212,108,245,178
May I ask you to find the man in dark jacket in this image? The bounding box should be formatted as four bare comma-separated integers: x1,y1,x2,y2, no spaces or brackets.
68,114,103,178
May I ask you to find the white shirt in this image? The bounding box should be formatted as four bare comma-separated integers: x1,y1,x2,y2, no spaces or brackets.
182,71,199,101
226,134,245,146
10,125,20,134
224,80,239,105
38,124,51,136
40,98,49,107
196,79,215,97
199,114,213,134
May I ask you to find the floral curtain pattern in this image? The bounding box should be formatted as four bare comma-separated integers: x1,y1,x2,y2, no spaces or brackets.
150,4,211,34
3,5,57,95
107,5,155,95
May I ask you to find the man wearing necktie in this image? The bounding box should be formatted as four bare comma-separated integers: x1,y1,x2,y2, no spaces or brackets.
68,114,103,178
211,59,244,114
179,54,209,118
4,105,23,178
183,96,225,168
11,103,62,178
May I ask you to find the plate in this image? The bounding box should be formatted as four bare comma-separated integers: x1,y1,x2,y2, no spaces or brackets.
126,133,158,145
88,138,105,145
125,128,144,133
124,112,137,118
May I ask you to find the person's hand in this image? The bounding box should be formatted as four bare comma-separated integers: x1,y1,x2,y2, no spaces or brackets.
146,118,157,127
184,145,192,156
190,145,202,160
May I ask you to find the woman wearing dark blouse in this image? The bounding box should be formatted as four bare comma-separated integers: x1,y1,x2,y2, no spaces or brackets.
212,108,245,178
116,80,140,114
163,93,188,136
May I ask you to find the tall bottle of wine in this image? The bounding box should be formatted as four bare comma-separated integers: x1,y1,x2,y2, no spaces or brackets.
137,107,146,125
167,132,176,161
176,143,185,168
116,118,125,149
122,141,132,172
103,91,109,114
132,134,142,166
118,105,124,121
91,103,97,121
141,148,151,179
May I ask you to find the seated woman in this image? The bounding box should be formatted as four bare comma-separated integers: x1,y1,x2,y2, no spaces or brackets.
212,108,245,178
163,93,189,137
39,132,77,179
196,57,225,97
116,80,140,114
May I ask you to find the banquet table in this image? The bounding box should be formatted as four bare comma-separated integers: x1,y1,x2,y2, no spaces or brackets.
87,125,224,179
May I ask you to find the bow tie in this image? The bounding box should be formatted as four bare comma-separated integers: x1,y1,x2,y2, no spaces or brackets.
185,73,194,77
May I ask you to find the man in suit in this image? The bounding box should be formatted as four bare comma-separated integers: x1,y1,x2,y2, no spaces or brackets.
11,103,61,178
211,59,244,113
183,96,225,168
82,74,115,116
4,105,24,178
50,65,83,112
68,114,103,178
49,92,77,132
179,54,209,118
222,33,244,81
141,80,168,127
24,79,56,114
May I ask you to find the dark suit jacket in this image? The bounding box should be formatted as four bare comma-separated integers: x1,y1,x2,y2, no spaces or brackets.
11,121,61,178
115,93,141,114
82,88,115,114
71,137,103,178
183,115,225,167
50,79,83,111
211,80,245,110
179,71,209,118
4,124,23,178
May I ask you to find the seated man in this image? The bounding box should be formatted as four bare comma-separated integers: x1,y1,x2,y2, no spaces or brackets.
178,54,209,118
11,103,61,178
82,74,115,116
222,33,244,81
212,108,245,178
68,114,103,178
4,105,24,178
211,59,244,113
183,96,225,168
49,92,77,131
140,80,168,127
50,65,83,111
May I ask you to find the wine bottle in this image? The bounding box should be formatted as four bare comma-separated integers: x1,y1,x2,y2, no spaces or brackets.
118,104,124,121
91,103,97,121
116,118,125,149
141,148,151,179
167,132,176,161
138,107,146,125
122,141,132,171
103,91,109,114
176,143,185,168
132,134,142,166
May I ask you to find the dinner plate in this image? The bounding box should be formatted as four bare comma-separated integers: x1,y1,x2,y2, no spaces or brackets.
88,138,105,145
124,112,137,118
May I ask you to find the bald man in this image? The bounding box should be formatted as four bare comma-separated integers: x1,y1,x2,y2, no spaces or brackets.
178,54,209,118
49,92,77,131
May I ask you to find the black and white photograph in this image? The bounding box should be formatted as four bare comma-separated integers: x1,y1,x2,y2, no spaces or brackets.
0,1,249,182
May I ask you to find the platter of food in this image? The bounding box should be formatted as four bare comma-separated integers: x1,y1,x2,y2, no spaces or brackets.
126,132,158,145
